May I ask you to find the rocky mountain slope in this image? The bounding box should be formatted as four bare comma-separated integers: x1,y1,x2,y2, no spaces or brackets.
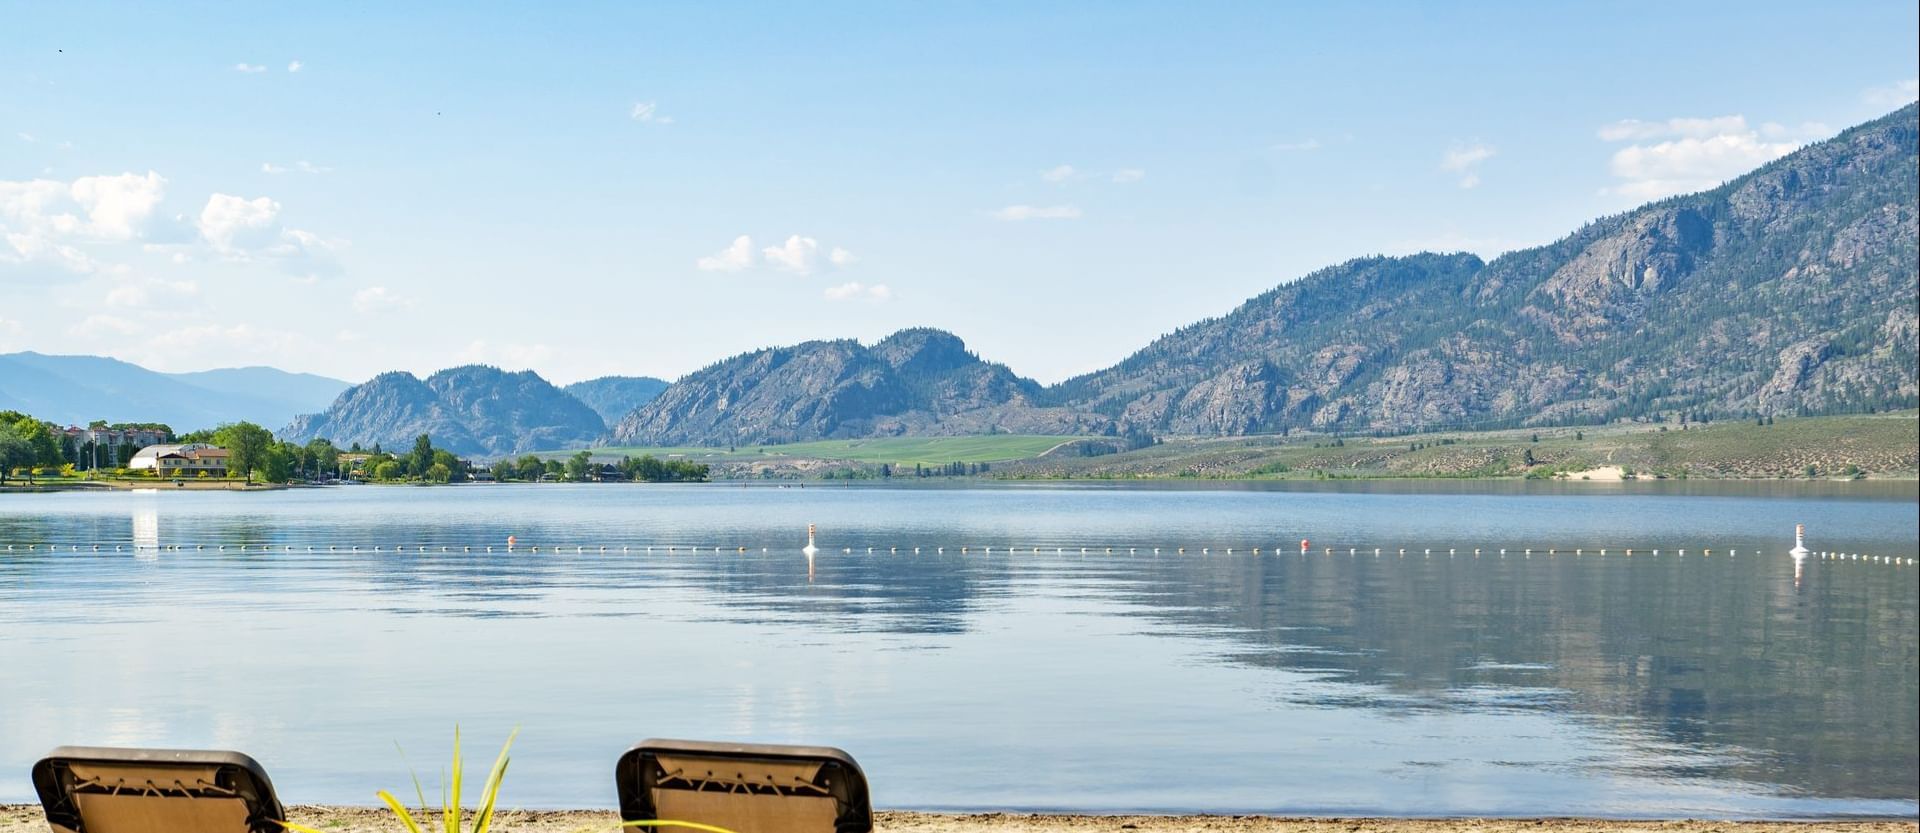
612,328,1108,445
1053,103,1918,434
281,365,605,456
0,352,350,431
563,376,669,424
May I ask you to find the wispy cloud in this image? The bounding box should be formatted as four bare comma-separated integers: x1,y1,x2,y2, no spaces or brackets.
1272,139,1321,152
261,160,330,175
992,204,1082,221
762,235,823,274
696,235,755,272
1440,143,1496,189
1111,168,1146,184
233,63,267,74
1040,164,1076,183
823,281,892,302
1597,114,1803,201
1862,78,1919,110
287,60,303,73
630,100,673,124
351,286,410,314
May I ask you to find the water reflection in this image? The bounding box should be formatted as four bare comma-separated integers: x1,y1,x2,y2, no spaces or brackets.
0,484,1913,816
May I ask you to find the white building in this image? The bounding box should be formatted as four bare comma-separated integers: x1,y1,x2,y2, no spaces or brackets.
128,444,231,477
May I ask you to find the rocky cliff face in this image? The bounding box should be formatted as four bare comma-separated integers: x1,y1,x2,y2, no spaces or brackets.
1056,103,1919,434
611,328,1108,445
563,376,669,424
281,365,605,456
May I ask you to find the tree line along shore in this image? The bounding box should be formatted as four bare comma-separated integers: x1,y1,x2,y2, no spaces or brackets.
3,410,1913,488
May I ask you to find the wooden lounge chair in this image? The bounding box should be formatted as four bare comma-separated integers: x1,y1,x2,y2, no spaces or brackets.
31,746,286,833
615,739,872,833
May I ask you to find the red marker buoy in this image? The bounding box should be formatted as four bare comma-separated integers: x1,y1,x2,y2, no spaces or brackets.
1300,538,1310,553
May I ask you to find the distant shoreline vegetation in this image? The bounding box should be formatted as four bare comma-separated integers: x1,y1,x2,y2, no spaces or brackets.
3,411,1911,489
0,413,709,488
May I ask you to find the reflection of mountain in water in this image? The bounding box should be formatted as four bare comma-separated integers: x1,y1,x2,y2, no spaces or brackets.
1096,553,1918,800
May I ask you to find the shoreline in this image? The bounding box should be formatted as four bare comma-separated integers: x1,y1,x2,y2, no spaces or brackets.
2,805,1916,832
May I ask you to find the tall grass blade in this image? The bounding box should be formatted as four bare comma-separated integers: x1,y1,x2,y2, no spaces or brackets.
446,725,463,833
471,728,519,833
395,742,431,820
377,790,429,833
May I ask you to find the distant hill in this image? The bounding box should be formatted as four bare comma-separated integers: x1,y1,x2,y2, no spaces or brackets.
1053,103,1918,434
0,352,351,431
563,376,669,424
612,328,1110,445
280,365,606,456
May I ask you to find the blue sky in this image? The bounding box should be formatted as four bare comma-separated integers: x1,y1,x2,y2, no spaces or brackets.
3,1,1916,385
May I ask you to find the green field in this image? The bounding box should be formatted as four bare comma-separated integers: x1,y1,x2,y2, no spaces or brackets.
575,435,1084,466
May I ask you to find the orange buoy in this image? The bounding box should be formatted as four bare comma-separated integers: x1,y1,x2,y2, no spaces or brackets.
1299,538,1310,553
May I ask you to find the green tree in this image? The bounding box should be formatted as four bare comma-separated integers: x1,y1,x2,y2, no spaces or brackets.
565,450,593,481
425,462,452,483
0,424,31,486
431,450,465,482
261,445,295,483
409,434,434,478
516,454,544,480
307,439,341,478
373,460,402,481
213,422,274,483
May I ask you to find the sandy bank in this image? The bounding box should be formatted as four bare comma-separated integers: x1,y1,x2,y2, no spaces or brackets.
3,805,1913,833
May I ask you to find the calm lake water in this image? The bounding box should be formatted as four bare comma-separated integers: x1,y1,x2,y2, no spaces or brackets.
1,482,1916,818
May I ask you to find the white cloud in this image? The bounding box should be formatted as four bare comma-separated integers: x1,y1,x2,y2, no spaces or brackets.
261,160,330,175
1111,168,1146,184
351,286,410,314
1273,139,1322,152
1597,116,1748,142
1040,164,1075,183
829,246,857,266
1598,114,1802,201
1760,121,1832,141
1440,143,1495,189
0,316,22,350
69,172,168,238
16,132,34,143
287,60,303,73
105,277,198,308
762,235,822,274
992,204,1082,221
630,100,673,124
1862,78,1919,110
0,171,168,274
197,193,281,253
68,314,140,337
696,235,756,271
823,281,892,302
459,339,555,371
233,63,267,74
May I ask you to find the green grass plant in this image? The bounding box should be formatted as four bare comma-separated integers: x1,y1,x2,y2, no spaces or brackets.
279,727,516,833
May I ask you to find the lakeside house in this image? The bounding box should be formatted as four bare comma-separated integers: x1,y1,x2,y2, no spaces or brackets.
63,425,170,465
128,443,231,477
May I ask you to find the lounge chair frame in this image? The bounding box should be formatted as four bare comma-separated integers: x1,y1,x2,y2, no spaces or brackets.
31,746,285,833
615,739,872,833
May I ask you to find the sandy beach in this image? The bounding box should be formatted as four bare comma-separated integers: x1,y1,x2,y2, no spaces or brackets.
2,805,1914,833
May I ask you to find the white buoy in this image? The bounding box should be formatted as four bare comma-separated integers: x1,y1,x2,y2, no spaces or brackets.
1789,524,1809,558
802,524,818,557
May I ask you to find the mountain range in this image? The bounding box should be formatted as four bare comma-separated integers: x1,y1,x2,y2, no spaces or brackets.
614,104,1917,444
9,105,1915,452
0,352,351,431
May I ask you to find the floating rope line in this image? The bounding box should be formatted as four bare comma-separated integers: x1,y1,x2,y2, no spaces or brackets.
0,541,1913,565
